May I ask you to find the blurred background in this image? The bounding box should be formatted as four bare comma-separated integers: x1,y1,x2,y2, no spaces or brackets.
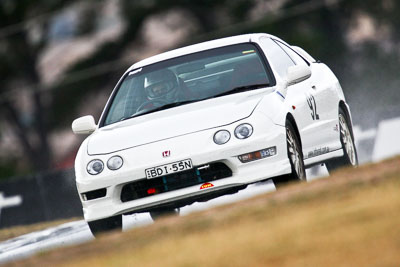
1,0,400,180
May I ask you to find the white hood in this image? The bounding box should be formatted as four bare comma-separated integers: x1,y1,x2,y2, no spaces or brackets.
87,90,270,155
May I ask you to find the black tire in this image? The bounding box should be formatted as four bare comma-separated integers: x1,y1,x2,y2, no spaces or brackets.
326,107,358,172
88,215,122,237
273,120,306,187
150,208,180,221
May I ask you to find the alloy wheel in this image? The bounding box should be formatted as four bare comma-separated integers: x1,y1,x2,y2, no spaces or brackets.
286,127,305,180
339,114,357,166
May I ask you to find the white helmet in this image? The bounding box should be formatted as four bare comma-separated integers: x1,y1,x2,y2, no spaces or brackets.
144,69,180,101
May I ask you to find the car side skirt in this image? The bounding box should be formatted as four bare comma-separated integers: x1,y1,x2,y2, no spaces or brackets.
304,148,343,168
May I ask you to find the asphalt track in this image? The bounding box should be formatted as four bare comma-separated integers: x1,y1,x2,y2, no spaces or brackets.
0,166,328,265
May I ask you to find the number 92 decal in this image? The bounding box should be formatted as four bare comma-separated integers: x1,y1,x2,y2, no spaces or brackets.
306,93,320,120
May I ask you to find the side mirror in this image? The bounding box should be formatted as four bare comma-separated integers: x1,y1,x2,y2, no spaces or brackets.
287,65,311,86
72,115,97,135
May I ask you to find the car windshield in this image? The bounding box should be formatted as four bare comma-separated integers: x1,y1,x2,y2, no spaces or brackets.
103,43,272,126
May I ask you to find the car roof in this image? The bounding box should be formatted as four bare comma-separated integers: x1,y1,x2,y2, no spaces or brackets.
127,33,276,71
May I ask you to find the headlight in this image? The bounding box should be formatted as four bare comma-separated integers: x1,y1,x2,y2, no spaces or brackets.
87,159,104,175
235,123,253,139
107,156,123,170
213,130,231,145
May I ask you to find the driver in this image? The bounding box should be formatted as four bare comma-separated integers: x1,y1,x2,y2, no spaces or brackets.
144,69,181,102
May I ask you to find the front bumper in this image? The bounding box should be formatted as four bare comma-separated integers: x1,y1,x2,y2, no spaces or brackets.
75,117,291,222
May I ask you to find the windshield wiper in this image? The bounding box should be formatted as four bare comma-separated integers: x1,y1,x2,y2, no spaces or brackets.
120,100,198,121
213,83,270,98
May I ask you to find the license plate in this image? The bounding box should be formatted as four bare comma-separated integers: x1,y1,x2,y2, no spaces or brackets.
145,159,193,179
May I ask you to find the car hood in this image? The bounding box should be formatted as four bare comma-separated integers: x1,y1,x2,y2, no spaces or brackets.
87,90,270,155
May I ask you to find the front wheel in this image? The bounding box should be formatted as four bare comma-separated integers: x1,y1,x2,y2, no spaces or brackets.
326,108,358,172
87,215,122,237
273,120,306,187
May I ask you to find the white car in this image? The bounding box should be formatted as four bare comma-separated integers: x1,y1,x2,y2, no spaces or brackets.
72,33,357,235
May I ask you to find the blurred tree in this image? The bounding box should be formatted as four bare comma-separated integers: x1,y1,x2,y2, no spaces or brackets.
0,0,98,172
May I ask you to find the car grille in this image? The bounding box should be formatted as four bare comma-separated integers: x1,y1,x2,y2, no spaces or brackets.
120,162,232,202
